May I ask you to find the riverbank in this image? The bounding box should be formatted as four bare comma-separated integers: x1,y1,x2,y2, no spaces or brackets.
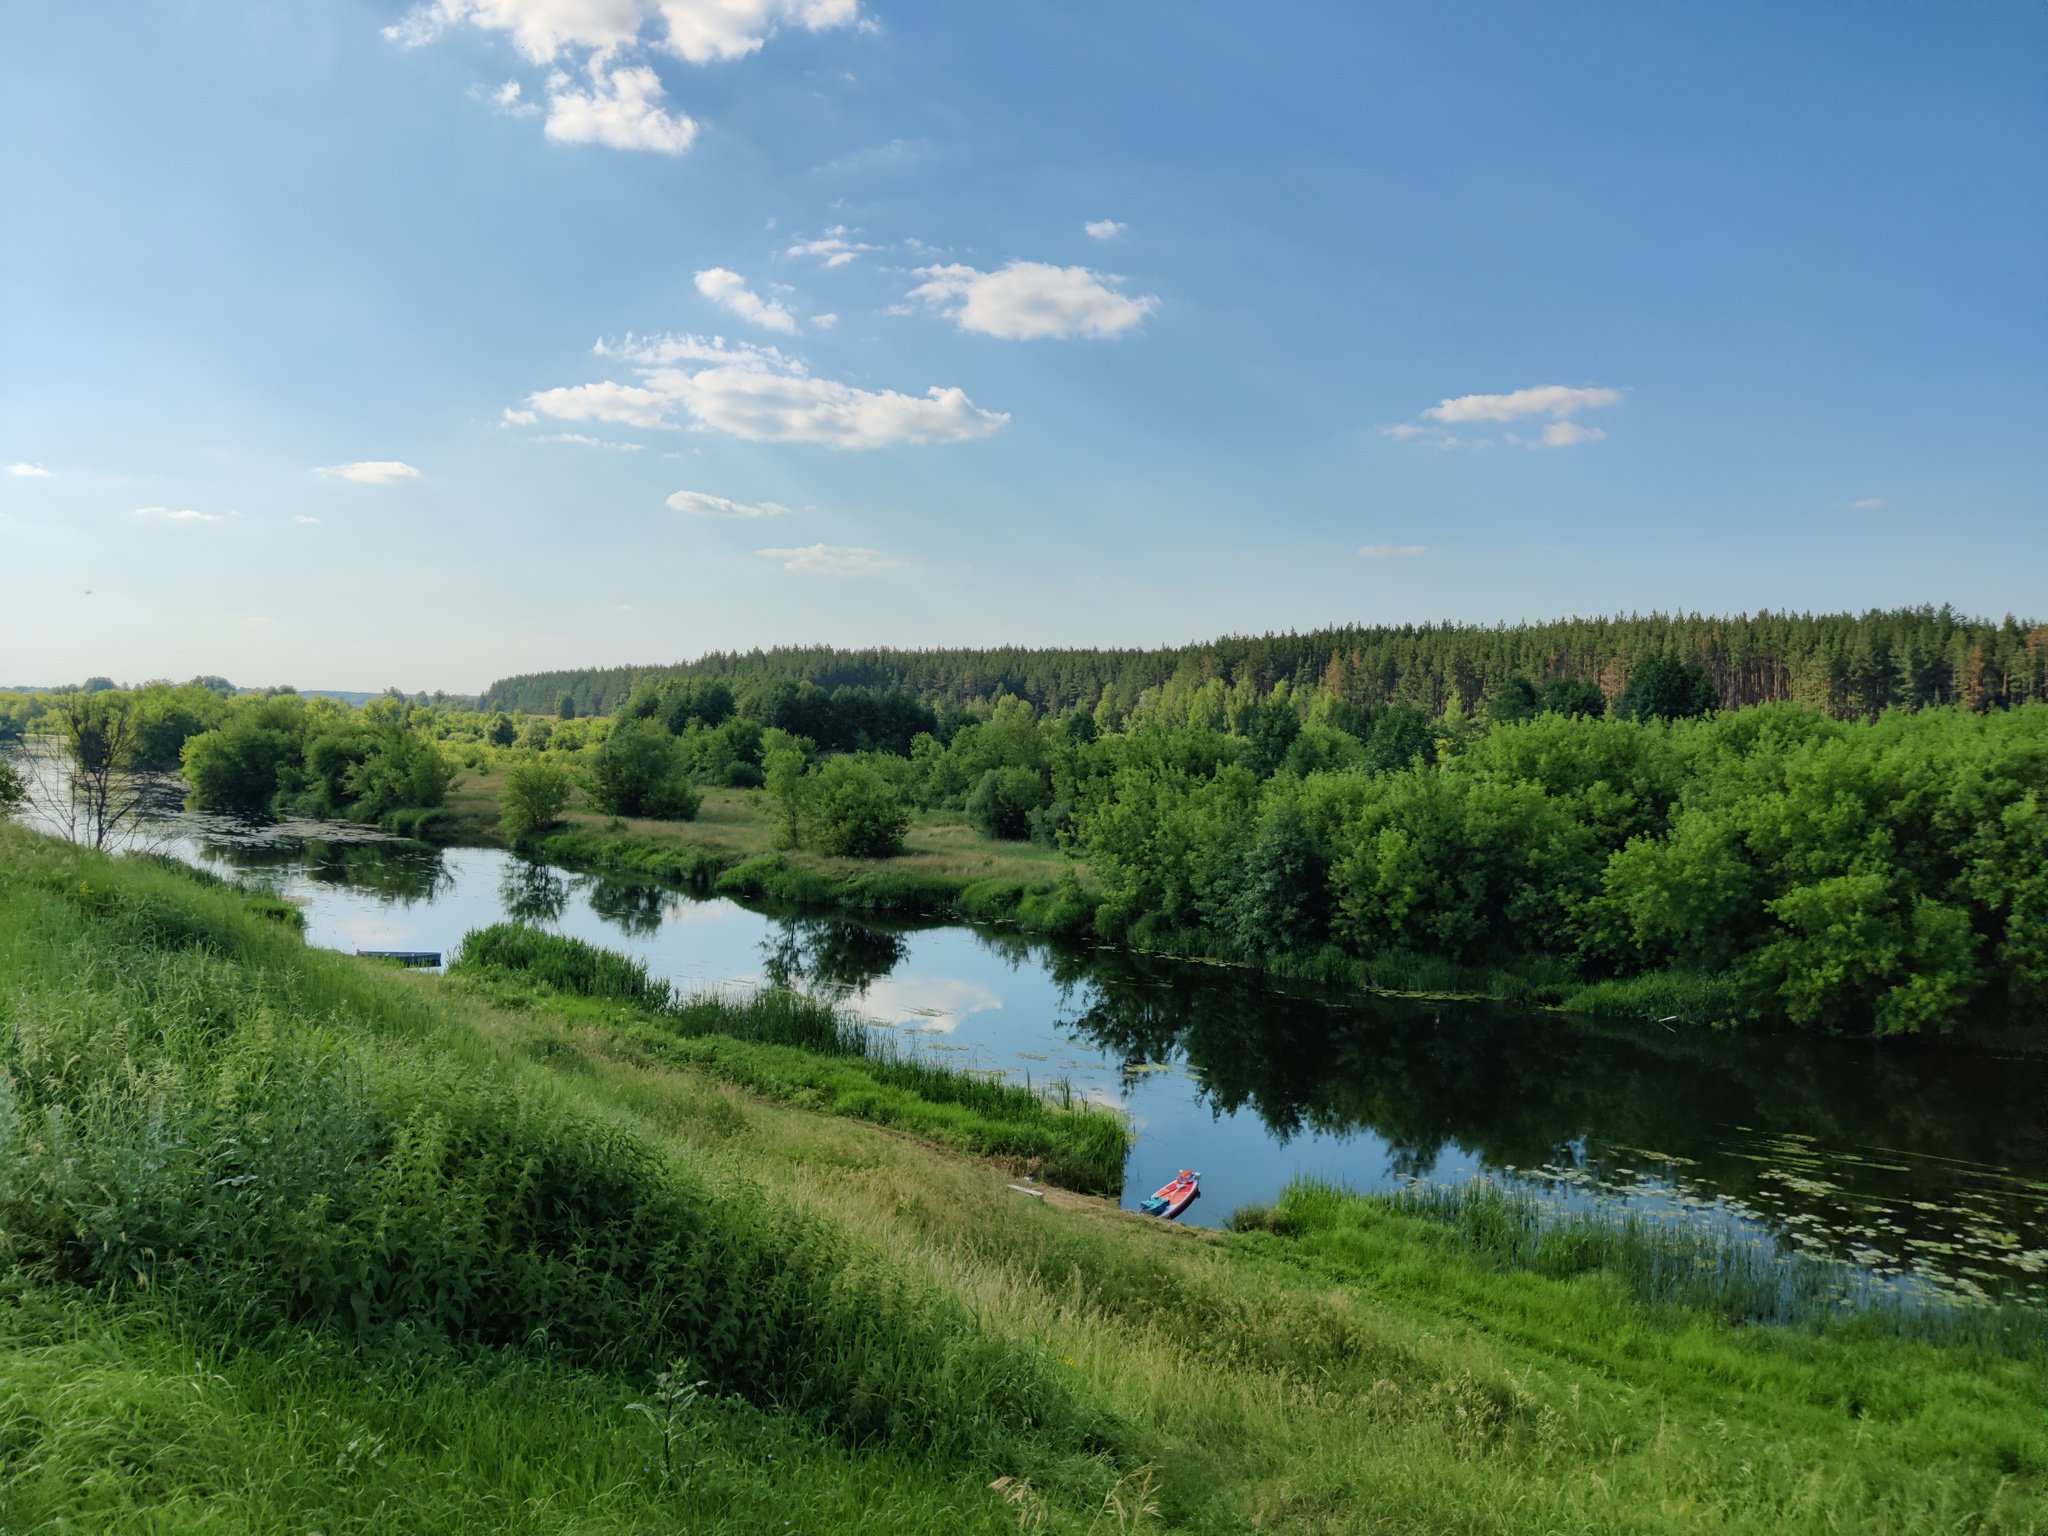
2,823,2042,1533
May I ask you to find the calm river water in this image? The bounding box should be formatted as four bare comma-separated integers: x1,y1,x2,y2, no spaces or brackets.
62,809,2048,1307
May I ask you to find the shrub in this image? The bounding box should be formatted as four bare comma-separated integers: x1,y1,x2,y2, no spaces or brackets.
807,758,909,858
500,760,575,842
967,767,1052,840
588,719,701,821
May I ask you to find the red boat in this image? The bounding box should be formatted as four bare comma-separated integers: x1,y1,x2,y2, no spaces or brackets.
1140,1169,1201,1220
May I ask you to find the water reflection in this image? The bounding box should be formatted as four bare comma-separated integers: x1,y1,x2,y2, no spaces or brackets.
762,916,909,994
501,859,570,925
201,834,452,904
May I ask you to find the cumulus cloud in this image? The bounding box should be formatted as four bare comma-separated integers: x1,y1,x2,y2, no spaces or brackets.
316,460,423,484
1848,497,1886,510
909,261,1157,340
6,462,50,477
521,381,673,428
756,543,894,575
295,514,321,524
385,0,862,150
811,312,838,329
135,506,222,523
516,331,1008,448
546,61,697,153
694,268,799,333
1357,543,1426,558
1084,219,1126,240
667,489,793,517
1540,421,1606,447
1423,385,1620,424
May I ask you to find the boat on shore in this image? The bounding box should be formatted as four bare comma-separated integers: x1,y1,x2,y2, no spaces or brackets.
1141,1169,1200,1220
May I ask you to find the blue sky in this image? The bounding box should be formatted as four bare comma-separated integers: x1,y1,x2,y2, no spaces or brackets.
4,2,2043,692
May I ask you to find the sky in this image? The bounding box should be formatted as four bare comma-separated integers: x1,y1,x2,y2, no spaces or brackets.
3,2,2043,694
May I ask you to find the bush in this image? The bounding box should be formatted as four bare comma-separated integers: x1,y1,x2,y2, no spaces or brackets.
500,759,575,842
588,718,701,821
967,767,1052,840
806,758,910,858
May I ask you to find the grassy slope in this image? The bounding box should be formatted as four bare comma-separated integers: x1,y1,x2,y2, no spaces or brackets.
2,824,2040,1535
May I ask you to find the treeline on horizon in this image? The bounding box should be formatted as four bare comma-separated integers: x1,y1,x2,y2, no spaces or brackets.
482,606,2048,721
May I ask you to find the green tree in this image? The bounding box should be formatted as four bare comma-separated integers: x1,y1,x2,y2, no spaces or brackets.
182,697,310,814
1616,655,1718,722
501,759,576,842
1484,677,1540,725
806,757,910,858
0,754,24,816
762,733,811,847
486,713,517,747
966,766,1052,840
588,718,700,820
1537,676,1607,719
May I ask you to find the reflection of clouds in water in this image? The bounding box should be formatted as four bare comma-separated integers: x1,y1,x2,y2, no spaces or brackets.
662,898,757,929
851,973,1002,1032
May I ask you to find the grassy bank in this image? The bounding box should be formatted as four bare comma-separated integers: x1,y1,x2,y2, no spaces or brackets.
10,824,2038,1532
449,922,1129,1193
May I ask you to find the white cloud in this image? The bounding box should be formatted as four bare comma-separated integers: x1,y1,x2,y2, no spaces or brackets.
671,368,1006,447
785,225,872,266
316,460,423,484
653,0,863,64
1357,543,1426,558
520,381,673,428
1422,385,1620,424
667,489,793,517
1084,219,1126,240
546,61,696,153
490,78,541,116
295,515,321,524
756,542,894,575
135,506,222,524
909,261,1157,340
1848,497,1886,510
384,1,863,154
521,331,1008,448
536,432,645,449
6,462,50,477
1540,421,1606,447
385,0,644,63
811,312,838,329
694,268,800,334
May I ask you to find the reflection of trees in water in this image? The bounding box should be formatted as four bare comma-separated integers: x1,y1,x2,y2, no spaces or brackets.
501,859,569,925
581,873,671,938
760,917,907,995
199,837,452,904
1057,947,2048,1206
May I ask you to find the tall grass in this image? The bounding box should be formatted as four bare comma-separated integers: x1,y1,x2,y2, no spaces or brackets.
0,833,1111,1466
1235,1178,2046,1358
450,922,1130,1193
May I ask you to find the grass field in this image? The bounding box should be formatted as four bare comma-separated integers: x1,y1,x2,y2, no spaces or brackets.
7,822,2037,1533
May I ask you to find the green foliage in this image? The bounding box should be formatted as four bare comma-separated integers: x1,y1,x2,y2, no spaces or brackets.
181,695,310,813
486,712,516,747
587,718,701,821
501,759,576,842
806,758,911,858
0,754,23,815
966,766,1052,840
1075,704,2048,1033
1615,653,1719,721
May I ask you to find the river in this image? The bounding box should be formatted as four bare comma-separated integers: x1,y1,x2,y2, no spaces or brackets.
14,788,2046,1309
